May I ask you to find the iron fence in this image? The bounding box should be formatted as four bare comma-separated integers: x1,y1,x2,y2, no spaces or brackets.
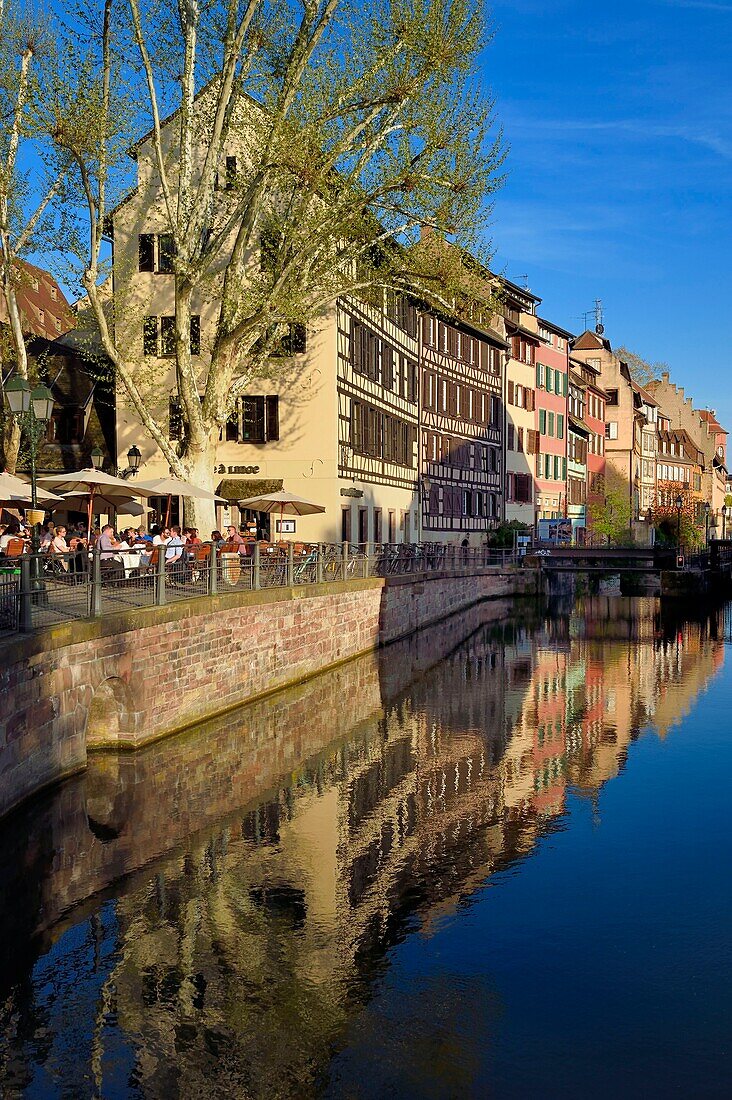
0,541,519,638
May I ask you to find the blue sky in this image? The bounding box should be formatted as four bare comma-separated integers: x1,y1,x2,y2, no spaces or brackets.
484,0,732,424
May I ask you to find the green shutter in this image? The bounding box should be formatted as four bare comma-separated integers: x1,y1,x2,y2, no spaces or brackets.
539,409,546,434
562,456,567,479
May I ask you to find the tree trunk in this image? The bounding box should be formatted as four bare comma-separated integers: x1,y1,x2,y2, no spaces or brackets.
181,439,219,535
2,417,21,474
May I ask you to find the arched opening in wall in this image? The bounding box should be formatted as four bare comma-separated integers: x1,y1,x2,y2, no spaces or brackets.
85,676,133,749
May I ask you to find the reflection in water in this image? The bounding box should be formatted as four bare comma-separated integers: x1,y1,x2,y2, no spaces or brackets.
0,597,727,1097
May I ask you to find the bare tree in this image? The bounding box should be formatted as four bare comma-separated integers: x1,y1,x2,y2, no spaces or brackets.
50,0,504,526
616,346,667,389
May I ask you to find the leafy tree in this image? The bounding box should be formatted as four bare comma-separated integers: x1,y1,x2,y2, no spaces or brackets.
49,0,505,526
586,469,633,545
652,484,704,550
0,1,75,470
615,345,667,389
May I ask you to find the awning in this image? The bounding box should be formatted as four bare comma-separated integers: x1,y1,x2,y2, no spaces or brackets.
216,478,283,501
568,415,590,438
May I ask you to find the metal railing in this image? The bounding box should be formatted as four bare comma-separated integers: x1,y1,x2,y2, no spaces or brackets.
0,541,519,638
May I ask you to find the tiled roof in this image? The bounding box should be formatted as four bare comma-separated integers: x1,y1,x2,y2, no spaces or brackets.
699,409,727,434
0,260,75,342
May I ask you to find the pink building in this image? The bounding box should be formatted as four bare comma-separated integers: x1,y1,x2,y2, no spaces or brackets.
534,317,570,525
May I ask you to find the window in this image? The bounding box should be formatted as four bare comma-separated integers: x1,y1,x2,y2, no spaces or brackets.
351,321,378,380
169,396,183,440
514,474,532,503
242,396,266,443
374,508,382,543
158,234,176,274
536,362,545,388
281,323,307,354
406,359,417,404
606,388,619,406
546,366,553,393
139,234,155,272
342,507,352,543
382,345,394,391
507,423,515,451
143,316,158,355
606,421,618,440
539,409,547,434
160,315,176,356
517,426,524,452
225,155,237,189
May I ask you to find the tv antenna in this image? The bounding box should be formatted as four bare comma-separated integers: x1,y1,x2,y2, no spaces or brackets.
594,299,604,334
509,273,529,290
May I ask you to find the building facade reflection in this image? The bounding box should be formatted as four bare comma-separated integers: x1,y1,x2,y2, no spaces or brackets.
0,598,726,1097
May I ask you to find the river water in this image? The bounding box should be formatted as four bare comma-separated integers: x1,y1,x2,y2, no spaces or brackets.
1,596,731,1098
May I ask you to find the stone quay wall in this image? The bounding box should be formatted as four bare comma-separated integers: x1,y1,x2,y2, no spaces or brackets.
0,567,538,820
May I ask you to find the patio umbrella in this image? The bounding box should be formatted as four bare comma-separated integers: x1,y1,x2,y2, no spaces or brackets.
237,489,325,538
37,468,158,539
0,472,63,508
136,476,227,527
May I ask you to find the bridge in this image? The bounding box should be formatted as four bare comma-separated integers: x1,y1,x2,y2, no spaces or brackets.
531,546,677,574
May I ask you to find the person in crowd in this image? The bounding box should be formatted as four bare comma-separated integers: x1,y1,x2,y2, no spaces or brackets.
98,524,122,559
49,524,70,570
187,527,202,546
67,534,89,576
165,524,186,583
211,530,225,549
136,526,153,543
152,525,171,546
40,522,55,550
0,520,24,555
226,525,247,552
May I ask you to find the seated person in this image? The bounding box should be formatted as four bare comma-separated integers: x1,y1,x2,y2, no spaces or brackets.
0,520,24,555
49,525,70,571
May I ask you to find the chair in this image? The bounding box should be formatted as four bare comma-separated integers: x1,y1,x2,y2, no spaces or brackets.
5,537,25,558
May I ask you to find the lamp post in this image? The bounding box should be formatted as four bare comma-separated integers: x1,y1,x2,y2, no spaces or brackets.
704,501,711,549
4,376,54,550
723,504,728,541
675,494,683,552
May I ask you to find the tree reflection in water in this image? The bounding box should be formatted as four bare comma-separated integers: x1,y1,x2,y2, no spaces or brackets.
0,597,726,1098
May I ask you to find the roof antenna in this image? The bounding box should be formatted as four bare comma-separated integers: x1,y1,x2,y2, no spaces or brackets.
510,274,529,289
595,298,604,335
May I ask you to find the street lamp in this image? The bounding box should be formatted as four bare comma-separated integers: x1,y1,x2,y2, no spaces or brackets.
4,377,54,549
704,500,711,548
90,446,104,470
675,494,683,551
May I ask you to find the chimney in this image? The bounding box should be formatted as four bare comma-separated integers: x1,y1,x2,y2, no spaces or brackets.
661,371,669,383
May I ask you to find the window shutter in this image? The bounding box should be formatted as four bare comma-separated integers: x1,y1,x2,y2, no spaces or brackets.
139,234,155,272
508,380,515,405
190,316,200,356
265,396,279,441
143,316,158,356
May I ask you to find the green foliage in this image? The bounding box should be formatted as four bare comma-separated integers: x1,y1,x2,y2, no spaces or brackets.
587,471,633,545
487,520,530,549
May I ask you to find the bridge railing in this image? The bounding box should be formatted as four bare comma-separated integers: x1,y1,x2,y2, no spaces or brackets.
0,542,520,638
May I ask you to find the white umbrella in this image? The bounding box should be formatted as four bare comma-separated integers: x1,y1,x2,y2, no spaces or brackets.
38,467,158,538
0,472,63,507
237,489,325,537
136,476,227,526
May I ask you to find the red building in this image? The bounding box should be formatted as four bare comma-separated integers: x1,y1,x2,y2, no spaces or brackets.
534,318,570,526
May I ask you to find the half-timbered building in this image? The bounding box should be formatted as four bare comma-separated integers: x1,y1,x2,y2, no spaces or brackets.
337,294,420,544
420,311,506,544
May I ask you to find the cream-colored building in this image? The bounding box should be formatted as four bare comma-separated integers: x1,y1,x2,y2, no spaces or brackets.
109,96,421,543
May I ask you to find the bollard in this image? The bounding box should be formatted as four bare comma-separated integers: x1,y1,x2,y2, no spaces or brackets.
208,545,218,595
253,541,261,590
342,540,349,581
156,543,166,605
316,542,324,585
287,541,294,587
19,556,33,633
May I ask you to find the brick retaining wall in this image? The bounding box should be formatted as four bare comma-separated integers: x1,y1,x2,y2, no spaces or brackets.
0,568,538,820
